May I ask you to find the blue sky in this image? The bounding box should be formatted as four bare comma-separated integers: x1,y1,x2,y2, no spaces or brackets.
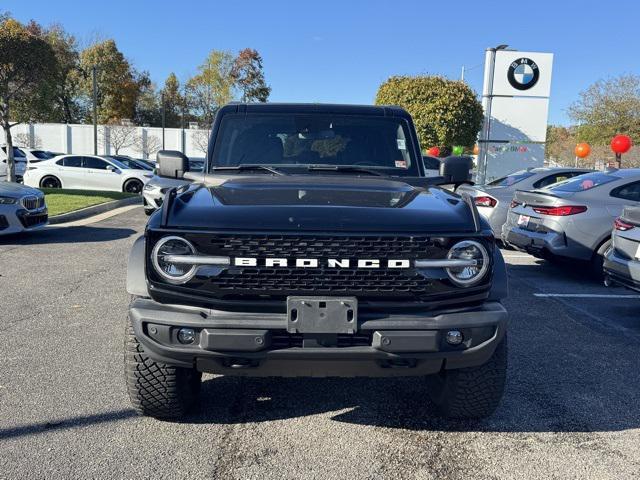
4,0,639,125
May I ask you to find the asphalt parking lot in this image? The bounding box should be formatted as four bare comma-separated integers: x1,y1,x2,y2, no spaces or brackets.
1,207,639,480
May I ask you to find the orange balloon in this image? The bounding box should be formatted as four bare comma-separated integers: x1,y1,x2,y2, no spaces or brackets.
472,144,479,155
575,143,591,158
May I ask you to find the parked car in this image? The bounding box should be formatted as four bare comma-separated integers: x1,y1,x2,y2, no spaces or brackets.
458,167,591,239
23,154,154,194
17,147,58,163
502,169,640,275
0,181,48,235
142,175,190,215
422,155,441,177
142,158,206,215
125,103,508,420
603,205,640,291
0,146,28,182
104,155,154,171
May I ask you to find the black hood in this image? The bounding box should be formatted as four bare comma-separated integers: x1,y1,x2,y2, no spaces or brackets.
154,175,477,233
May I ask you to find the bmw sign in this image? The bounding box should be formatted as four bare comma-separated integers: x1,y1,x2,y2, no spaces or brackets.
507,58,540,91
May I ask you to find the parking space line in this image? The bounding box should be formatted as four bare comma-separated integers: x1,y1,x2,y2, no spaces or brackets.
534,293,640,298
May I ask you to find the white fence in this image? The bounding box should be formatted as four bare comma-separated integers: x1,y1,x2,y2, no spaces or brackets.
0,122,210,159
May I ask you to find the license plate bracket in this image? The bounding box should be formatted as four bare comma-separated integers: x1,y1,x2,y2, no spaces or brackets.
517,214,531,228
287,296,357,334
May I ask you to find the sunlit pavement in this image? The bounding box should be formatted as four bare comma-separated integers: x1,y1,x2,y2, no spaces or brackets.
1,208,639,480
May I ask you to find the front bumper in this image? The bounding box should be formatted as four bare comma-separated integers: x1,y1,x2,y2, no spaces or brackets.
142,189,163,212
129,298,508,377
604,248,640,293
0,207,48,235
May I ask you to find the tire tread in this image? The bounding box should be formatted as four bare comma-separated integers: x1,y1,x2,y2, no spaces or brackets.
427,335,507,419
124,318,200,419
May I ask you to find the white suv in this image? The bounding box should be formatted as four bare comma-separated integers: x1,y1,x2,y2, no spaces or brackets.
0,146,28,182
0,181,48,235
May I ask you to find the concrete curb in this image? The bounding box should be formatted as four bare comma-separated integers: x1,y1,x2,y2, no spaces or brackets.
49,196,140,225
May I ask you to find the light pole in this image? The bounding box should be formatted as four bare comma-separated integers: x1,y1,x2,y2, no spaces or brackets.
477,44,509,184
460,63,482,82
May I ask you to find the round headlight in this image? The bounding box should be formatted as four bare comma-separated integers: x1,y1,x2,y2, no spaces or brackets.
152,236,197,284
445,240,489,287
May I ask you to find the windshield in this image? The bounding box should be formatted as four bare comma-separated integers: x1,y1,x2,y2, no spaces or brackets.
487,170,535,187
211,114,418,175
2,146,26,159
548,172,619,192
32,150,55,160
104,157,129,170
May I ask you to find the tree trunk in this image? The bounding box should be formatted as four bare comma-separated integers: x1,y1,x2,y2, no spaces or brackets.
4,122,15,183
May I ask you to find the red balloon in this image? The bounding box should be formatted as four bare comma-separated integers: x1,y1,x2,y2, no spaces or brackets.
611,135,632,154
574,143,591,158
427,146,440,157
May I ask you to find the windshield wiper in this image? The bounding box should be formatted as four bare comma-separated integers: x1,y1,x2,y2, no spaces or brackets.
211,164,286,176
306,165,384,176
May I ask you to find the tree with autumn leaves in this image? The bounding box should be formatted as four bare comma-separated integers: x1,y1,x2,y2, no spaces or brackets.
0,17,57,182
1,14,271,140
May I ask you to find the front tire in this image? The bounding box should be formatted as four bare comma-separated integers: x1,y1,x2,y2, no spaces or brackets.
123,179,143,195
426,335,507,419
125,317,201,419
40,175,61,189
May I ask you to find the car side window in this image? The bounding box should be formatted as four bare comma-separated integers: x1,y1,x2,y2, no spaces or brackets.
58,156,83,167
83,157,109,170
611,182,640,202
533,172,582,189
422,156,440,171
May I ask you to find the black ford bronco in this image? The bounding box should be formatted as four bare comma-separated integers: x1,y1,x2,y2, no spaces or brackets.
125,103,508,419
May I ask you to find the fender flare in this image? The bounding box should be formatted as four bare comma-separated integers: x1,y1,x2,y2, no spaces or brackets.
126,235,150,297
488,247,508,301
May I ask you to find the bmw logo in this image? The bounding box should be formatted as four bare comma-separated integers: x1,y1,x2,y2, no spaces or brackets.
507,57,539,90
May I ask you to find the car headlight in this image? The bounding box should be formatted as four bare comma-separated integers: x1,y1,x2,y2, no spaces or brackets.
445,240,489,287
143,183,157,191
152,236,197,284
0,196,17,204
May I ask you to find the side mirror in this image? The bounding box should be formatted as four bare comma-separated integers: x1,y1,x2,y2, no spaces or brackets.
106,165,116,172
440,156,473,186
157,150,190,179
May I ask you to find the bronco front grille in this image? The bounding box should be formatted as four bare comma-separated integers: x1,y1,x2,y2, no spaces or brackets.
147,232,493,304
207,267,433,299
203,234,438,258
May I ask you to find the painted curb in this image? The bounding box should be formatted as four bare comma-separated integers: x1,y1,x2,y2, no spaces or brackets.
49,196,140,225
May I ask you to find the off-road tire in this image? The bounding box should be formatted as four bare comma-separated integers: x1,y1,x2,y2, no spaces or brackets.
125,317,201,419
426,335,507,419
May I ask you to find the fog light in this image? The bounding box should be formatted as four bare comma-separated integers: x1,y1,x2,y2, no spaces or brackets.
445,330,463,346
177,328,196,344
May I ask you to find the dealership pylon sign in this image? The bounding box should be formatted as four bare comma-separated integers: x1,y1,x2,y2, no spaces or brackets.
477,48,554,183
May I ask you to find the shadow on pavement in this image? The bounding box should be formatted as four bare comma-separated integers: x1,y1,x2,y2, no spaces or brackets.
180,345,640,433
0,409,137,441
0,226,136,245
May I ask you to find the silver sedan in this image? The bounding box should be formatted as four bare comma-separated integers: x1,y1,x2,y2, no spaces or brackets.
502,169,640,275
457,167,590,239
604,205,640,291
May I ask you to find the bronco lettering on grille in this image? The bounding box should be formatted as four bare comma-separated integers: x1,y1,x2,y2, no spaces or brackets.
233,258,411,269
